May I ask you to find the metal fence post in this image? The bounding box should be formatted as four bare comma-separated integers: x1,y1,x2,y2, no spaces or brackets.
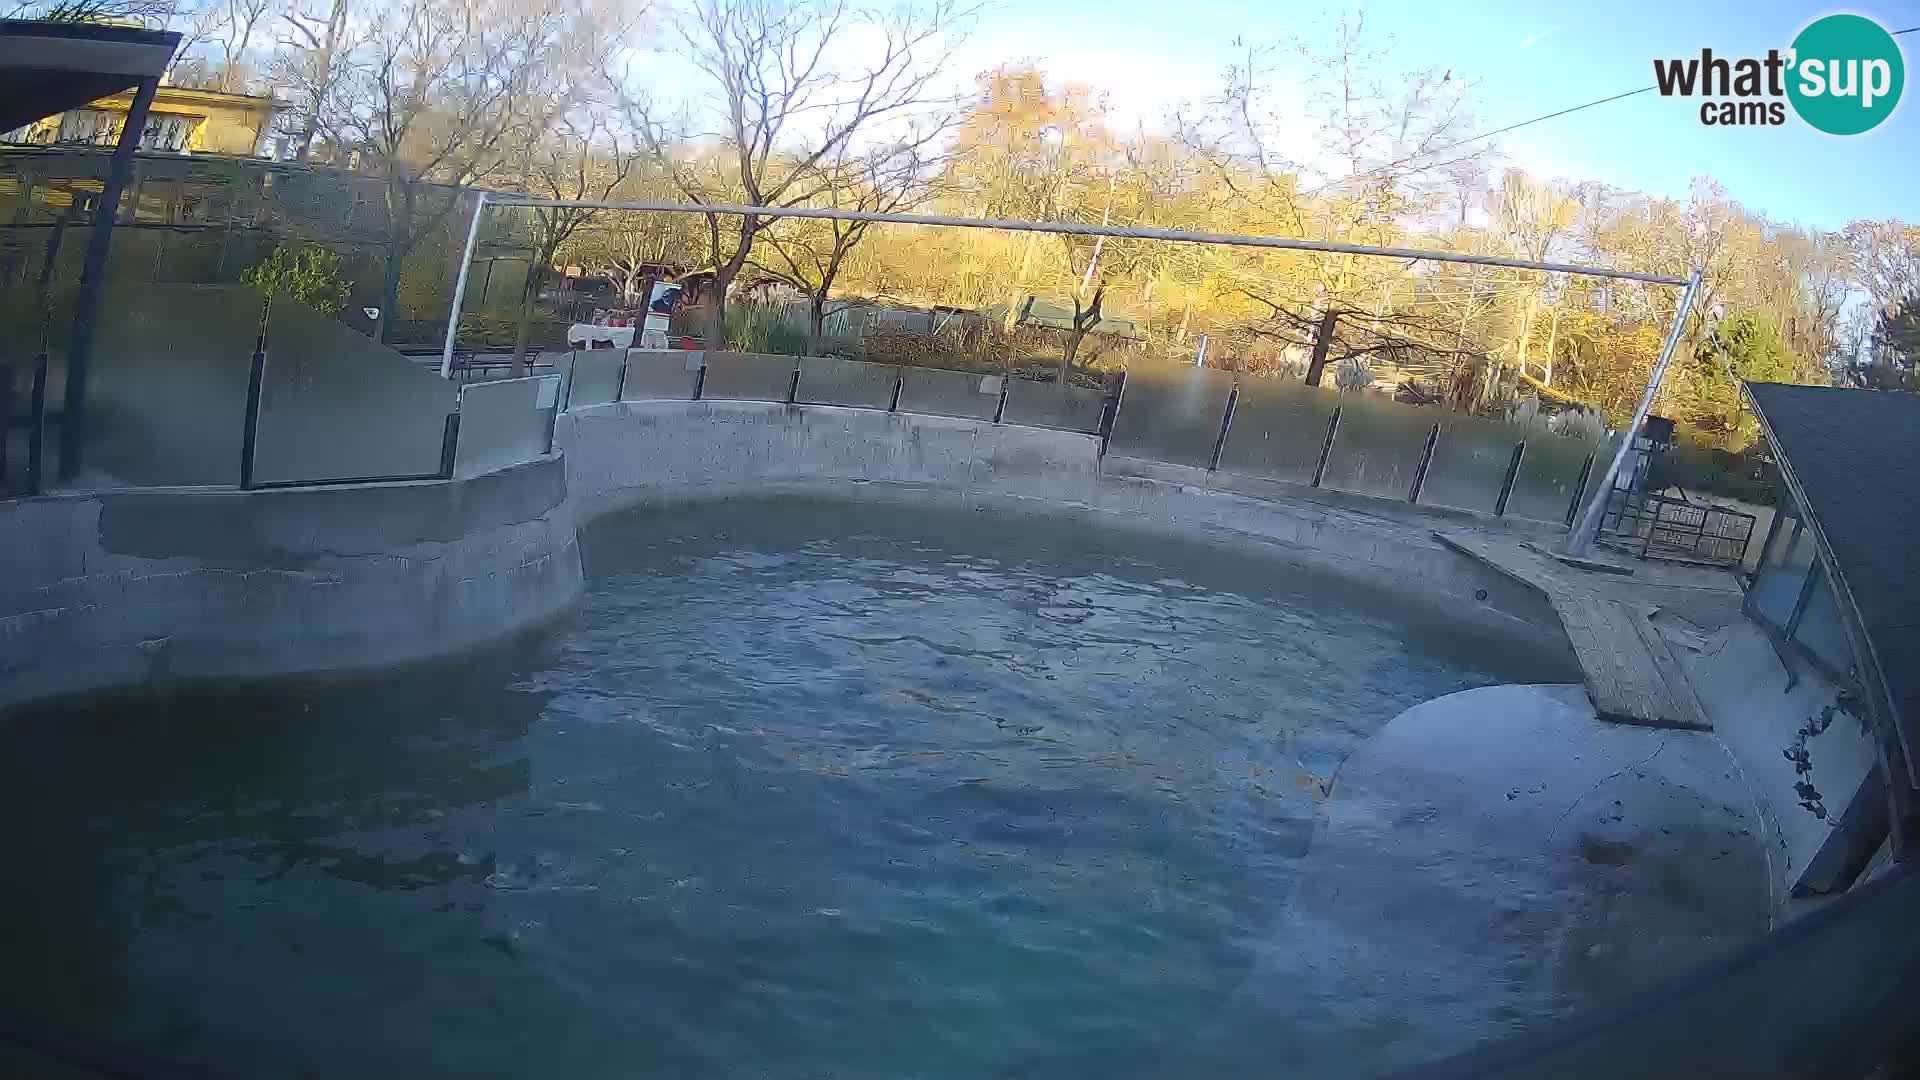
786,363,801,404
1565,453,1596,528
1311,405,1342,488
0,363,12,485
1097,371,1126,455
888,369,903,412
991,374,1009,424
1494,440,1527,517
1207,384,1239,472
239,338,267,489
26,353,47,495
612,351,629,402
1408,422,1440,503
439,413,461,478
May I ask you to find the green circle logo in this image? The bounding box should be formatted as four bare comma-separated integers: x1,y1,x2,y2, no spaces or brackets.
1787,14,1905,135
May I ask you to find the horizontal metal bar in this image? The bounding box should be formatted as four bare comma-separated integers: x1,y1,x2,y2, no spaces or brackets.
241,471,448,490
485,198,1692,286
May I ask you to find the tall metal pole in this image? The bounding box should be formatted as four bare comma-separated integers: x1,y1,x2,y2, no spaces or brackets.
440,191,489,379
60,76,158,482
1565,267,1704,556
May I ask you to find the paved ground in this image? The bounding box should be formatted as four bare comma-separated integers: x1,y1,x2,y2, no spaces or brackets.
1254,684,1772,1074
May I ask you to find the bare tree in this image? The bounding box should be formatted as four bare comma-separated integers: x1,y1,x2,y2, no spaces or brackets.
507,107,645,372
5,0,173,23
618,0,968,343
1843,219,1920,316
1183,12,1487,382
294,0,619,341
754,129,949,336
276,0,350,160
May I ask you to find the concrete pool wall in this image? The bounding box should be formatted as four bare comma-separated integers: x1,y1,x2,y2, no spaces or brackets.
0,455,581,709
558,399,1574,646
4,397,1573,707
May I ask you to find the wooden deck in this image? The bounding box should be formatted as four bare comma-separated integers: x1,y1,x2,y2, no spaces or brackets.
1438,532,1734,731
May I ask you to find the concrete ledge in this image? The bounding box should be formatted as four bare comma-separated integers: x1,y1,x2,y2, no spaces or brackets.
1256,683,1771,1074
0,455,583,710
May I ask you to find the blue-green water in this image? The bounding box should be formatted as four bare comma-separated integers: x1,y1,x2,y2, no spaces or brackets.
1,499,1573,1078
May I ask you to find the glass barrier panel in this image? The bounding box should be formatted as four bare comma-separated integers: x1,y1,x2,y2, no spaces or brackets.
1506,436,1600,524
1791,567,1853,674
252,300,456,484
1215,377,1340,485
621,349,701,401
796,355,900,410
1001,377,1105,433
1107,365,1235,468
1748,519,1814,630
84,284,264,486
1421,414,1522,514
897,366,1001,420
454,375,555,479
699,351,796,402
563,349,625,410
1320,391,1434,500
1418,865,1920,1080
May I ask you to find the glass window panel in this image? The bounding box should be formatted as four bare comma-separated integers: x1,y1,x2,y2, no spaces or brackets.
795,355,899,410
1792,567,1854,674
1107,365,1235,468
454,375,555,478
1320,392,1434,500
252,300,457,484
1421,413,1521,514
897,366,1001,420
1749,520,1815,630
1001,377,1105,432
620,349,701,401
563,349,625,410
1215,376,1340,485
1507,436,1602,524
699,350,796,402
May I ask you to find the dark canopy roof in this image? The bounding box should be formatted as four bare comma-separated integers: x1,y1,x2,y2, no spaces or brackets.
0,20,180,134
1746,382,1920,769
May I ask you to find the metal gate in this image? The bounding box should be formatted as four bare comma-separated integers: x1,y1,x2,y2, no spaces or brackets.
1599,489,1756,568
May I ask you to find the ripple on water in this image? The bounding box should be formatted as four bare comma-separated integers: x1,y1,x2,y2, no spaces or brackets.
0,498,1574,1079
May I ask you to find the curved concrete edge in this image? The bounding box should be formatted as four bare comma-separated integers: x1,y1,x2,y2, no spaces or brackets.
0,455,584,710
4,399,1583,711
1255,683,1772,1074
556,399,1578,655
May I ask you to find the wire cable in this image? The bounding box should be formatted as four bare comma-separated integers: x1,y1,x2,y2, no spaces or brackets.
1309,22,1915,195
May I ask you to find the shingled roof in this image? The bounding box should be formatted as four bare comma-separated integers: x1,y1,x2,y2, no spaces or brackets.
1745,382,1920,777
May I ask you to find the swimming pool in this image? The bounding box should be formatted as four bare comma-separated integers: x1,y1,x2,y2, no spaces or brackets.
0,498,1578,1078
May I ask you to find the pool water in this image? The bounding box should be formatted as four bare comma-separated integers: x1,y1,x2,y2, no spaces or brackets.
0,499,1575,1078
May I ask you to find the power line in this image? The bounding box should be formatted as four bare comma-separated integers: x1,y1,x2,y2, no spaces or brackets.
1309,22,1916,196
1304,86,1656,197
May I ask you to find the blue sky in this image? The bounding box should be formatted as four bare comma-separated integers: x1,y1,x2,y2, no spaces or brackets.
956,0,1918,231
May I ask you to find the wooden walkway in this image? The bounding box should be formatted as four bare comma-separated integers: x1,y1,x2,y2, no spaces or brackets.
1438,532,1729,731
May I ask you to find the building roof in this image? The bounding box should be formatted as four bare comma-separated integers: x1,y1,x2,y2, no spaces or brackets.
1745,382,1920,771
0,20,181,134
